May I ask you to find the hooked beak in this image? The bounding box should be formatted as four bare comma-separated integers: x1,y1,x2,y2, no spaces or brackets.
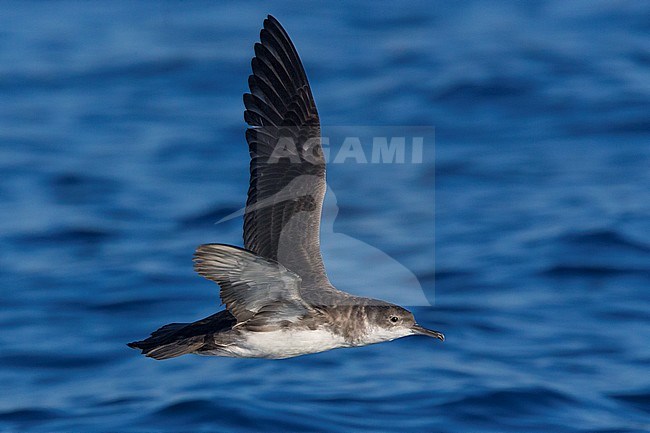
411,324,445,341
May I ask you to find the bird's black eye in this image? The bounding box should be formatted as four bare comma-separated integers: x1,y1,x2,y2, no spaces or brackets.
390,316,399,323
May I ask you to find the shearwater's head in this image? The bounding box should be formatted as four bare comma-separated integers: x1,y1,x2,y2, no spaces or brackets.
363,303,445,345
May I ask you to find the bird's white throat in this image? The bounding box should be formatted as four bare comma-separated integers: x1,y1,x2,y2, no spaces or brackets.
360,326,414,345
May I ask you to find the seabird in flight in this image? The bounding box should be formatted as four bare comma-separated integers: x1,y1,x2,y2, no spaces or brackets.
128,15,444,360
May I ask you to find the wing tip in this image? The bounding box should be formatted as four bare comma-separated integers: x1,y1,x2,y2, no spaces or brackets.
194,243,246,255
262,15,292,50
193,244,255,273
194,243,228,262
265,14,280,27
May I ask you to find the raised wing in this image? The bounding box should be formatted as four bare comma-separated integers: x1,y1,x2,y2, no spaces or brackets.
193,244,313,328
243,15,329,288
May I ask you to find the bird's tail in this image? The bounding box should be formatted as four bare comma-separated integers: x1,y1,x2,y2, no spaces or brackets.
127,322,204,360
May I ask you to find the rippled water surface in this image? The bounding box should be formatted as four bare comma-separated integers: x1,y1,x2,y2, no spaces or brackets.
2,1,650,432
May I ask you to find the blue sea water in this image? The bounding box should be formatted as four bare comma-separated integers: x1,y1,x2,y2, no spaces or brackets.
1,1,650,432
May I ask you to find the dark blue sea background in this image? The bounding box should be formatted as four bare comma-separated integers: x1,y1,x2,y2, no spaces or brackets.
1,1,649,432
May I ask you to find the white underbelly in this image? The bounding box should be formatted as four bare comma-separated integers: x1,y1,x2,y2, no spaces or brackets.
227,329,347,359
